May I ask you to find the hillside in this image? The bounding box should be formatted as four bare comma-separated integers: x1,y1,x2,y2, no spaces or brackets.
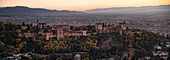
84,5,170,14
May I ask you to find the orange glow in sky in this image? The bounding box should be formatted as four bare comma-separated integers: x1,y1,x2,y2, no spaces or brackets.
0,0,170,11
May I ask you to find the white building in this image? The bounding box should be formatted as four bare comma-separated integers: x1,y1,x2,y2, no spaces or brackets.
74,54,81,60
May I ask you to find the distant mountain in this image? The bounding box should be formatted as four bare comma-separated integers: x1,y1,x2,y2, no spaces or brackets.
0,6,82,14
84,5,170,14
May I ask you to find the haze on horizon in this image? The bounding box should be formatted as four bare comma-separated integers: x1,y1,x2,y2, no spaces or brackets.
0,0,170,11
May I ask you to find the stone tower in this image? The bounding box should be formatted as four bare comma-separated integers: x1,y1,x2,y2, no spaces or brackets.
119,21,126,30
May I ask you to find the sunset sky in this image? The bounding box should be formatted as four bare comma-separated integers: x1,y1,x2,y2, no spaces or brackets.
0,0,170,11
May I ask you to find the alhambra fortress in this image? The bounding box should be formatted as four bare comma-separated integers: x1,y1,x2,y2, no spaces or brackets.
18,20,132,40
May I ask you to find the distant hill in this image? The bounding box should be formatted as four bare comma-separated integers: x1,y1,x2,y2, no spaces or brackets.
84,5,170,14
0,6,82,14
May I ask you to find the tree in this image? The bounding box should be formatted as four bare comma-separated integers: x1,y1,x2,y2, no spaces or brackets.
0,22,5,31
22,22,25,26
15,29,21,33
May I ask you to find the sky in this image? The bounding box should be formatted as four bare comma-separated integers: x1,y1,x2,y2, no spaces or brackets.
0,0,170,11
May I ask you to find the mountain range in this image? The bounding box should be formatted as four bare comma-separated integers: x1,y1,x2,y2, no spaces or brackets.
84,5,170,14
0,6,82,14
0,5,170,14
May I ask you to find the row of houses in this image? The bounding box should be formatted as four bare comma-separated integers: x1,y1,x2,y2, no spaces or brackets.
152,41,170,60
0,52,32,60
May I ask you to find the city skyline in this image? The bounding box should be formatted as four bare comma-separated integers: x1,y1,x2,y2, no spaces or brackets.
0,0,170,11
